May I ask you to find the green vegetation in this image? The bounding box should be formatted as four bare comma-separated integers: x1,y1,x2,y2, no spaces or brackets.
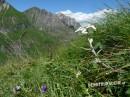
0,5,60,63
0,5,30,31
0,28,59,64
0,2,130,97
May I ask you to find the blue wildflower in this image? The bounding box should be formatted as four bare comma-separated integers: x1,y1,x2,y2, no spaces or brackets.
41,84,47,93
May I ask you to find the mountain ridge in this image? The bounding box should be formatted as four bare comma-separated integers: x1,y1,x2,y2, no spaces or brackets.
57,13,80,29
0,2,80,63
24,7,80,39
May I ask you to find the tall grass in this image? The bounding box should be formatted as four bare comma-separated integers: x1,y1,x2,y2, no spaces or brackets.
1,1,130,97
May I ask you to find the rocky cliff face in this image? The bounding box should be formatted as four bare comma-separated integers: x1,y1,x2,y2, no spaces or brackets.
57,13,80,29
24,7,79,39
24,8,70,32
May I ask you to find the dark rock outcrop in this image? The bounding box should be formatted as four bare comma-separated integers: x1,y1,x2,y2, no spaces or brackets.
57,13,80,29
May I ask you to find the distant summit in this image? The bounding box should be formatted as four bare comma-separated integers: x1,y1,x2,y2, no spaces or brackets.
57,13,80,29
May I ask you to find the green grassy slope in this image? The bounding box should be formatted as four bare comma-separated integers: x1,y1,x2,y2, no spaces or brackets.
0,8,130,97
56,9,130,97
0,4,60,64
0,28,59,64
0,58,86,97
1,2,130,97
0,4,30,32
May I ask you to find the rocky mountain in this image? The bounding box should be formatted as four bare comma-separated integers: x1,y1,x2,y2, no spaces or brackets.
57,13,80,29
24,7,80,38
0,4,51,62
0,1,81,63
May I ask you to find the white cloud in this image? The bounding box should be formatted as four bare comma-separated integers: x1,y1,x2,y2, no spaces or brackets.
57,9,113,26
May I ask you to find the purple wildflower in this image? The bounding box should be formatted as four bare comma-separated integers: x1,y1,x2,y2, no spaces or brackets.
41,84,47,93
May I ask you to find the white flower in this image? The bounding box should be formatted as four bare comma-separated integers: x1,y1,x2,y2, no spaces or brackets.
88,38,93,46
75,24,96,34
88,38,98,56
13,85,21,94
85,24,96,31
75,27,83,32
75,27,88,34
76,71,81,78
95,58,101,63
15,85,21,91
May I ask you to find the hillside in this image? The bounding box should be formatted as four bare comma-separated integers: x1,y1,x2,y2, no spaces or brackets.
0,1,130,97
24,7,80,39
0,3,31,33
0,2,80,64
0,4,56,63
57,13,80,29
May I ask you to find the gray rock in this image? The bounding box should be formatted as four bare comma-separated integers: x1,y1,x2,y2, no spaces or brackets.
57,13,80,29
24,7,78,39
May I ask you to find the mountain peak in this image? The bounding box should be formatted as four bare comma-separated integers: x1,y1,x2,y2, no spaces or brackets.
28,7,42,11
57,13,80,29
26,7,49,14
57,13,66,17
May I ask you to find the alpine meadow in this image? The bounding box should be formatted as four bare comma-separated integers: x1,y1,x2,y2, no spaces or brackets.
0,0,130,97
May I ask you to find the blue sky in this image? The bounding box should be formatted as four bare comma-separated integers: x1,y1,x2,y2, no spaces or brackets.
6,0,124,13
6,0,129,26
